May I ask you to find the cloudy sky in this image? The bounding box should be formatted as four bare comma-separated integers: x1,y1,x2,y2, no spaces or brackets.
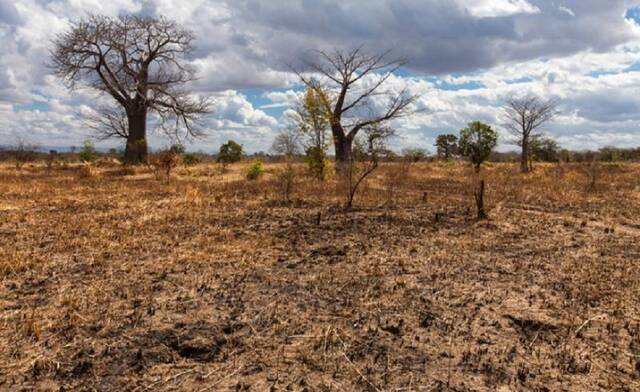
2,0,640,153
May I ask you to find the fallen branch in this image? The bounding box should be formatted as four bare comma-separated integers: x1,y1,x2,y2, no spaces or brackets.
575,314,607,337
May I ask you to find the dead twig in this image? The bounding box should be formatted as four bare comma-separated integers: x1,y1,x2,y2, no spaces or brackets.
197,367,243,392
143,368,197,391
575,314,607,337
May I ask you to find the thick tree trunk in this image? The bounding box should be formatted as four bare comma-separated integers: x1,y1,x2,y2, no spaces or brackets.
332,124,353,173
124,107,148,164
520,138,529,173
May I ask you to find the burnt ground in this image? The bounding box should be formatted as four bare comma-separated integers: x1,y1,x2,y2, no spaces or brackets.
1,162,639,391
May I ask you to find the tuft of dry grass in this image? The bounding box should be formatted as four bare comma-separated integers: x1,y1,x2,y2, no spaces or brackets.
1,161,639,391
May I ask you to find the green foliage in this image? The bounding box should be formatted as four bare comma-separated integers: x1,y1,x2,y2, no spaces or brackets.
298,87,331,150
79,140,98,162
217,140,243,164
530,136,560,162
458,121,498,172
558,149,572,163
304,146,328,180
435,134,459,160
598,146,640,162
246,160,265,180
295,87,331,178
182,153,201,166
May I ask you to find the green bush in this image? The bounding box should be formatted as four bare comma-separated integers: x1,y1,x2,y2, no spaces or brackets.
304,146,328,180
79,140,98,162
182,153,201,166
246,160,265,180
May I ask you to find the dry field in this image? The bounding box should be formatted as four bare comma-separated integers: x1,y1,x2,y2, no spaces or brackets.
1,161,639,391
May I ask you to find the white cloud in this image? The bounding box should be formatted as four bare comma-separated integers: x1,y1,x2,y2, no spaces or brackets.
1,0,640,153
460,0,540,18
558,5,575,17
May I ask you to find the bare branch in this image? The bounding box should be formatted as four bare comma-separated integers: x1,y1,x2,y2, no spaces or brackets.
86,105,129,140
50,14,211,146
503,94,560,173
292,46,419,160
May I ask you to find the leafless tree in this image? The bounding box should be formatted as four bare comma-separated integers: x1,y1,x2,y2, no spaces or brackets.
271,128,301,202
271,127,301,158
345,124,395,209
11,137,40,169
504,95,559,173
294,47,418,171
50,14,211,164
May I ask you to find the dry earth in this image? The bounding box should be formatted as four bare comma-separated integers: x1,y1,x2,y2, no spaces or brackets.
1,161,639,391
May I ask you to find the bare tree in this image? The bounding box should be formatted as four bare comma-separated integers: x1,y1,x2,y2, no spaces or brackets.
345,124,395,209
504,95,559,173
271,127,301,158
50,14,211,164
11,137,40,169
294,47,418,171
271,128,301,202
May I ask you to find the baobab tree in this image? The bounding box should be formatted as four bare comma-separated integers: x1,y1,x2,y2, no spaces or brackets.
504,95,559,173
294,47,418,171
50,14,211,164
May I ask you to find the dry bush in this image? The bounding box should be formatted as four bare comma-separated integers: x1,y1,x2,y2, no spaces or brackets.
580,160,600,191
77,162,99,179
148,150,180,179
94,157,122,168
276,164,298,202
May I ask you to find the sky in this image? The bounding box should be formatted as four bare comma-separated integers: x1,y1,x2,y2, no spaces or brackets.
2,0,640,153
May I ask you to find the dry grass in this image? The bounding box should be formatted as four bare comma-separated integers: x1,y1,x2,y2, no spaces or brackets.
1,161,639,391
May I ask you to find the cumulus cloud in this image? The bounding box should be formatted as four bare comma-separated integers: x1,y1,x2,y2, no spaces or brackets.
1,0,640,152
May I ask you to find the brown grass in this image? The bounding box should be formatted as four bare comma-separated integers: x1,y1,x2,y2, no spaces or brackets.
1,161,639,391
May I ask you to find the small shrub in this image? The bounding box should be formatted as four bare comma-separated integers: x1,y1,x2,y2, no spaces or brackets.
169,143,186,155
182,153,201,166
148,149,180,179
277,164,297,202
246,160,265,180
79,140,98,162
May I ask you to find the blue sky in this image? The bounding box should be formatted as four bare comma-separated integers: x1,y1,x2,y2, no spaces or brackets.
2,0,640,153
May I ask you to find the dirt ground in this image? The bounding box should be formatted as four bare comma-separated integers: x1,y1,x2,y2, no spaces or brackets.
1,161,639,391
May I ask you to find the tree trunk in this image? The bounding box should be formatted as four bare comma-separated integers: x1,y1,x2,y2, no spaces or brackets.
333,125,353,173
124,107,148,164
520,138,529,173
474,179,487,220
